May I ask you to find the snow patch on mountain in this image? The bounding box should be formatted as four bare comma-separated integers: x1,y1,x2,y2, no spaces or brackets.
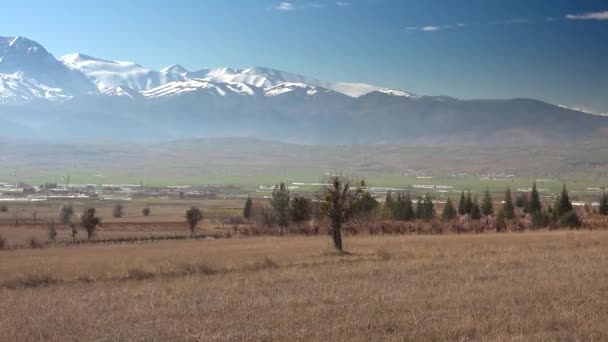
264,82,334,96
60,53,187,91
375,88,416,98
100,86,142,100
141,79,257,98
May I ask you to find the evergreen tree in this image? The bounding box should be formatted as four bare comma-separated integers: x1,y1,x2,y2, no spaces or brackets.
503,187,515,220
442,197,457,221
384,192,395,219
470,197,482,220
355,192,379,219
290,196,312,224
526,182,542,214
481,189,494,217
495,207,507,232
423,193,435,220
392,193,406,220
403,192,415,221
599,191,608,216
515,193,527,209
554,184,573,218
415,196,425,220
465,191,473,215
458,191,466,215
243,196,253,220
271,182,290,235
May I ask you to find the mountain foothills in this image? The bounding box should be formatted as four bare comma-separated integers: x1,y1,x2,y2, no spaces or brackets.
0,36,607,144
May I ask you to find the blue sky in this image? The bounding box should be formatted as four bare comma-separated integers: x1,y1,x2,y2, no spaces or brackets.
2,0,607,113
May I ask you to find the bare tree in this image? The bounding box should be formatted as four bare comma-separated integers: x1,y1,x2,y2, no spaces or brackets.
320,175,365,252
81,208,101,242
228,215,244,234
113,203,125,218
58,204,74,225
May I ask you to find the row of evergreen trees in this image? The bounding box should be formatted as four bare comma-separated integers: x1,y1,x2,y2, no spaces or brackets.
382,182,591,228
244,182,606,229
385,188,498,222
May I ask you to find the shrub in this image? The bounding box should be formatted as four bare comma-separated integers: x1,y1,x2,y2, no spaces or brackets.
113,203,125,218
29,237,45,249
185,207,203,237
48,221,57,242
0,235,6,249
58,204,74,225
531,210,550,228
560,211,582,229
0,205,7,212
81,208,101,241
126,269,155,280
142,207,151,216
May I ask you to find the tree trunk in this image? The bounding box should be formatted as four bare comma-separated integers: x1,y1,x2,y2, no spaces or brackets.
332,224,343,251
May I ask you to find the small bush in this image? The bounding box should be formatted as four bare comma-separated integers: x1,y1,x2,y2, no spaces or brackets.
375,248,392,261
182,262,220,275
113,203,125,218
48,221,57,242
560,211,582,229
29,237,45,249
0,235,6,249
2,272,57,289
126,269,155,280
142,207,151,216
245,257,279,271
0,205,7,212
531,211,550,228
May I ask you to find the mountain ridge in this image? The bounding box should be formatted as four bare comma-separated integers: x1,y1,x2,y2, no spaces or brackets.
0,35,607,146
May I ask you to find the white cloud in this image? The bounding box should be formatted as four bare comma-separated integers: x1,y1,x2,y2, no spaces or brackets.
422,26,440,32
273,2,296,11
507,18,529,23
566,10,608,21
336,1,350,7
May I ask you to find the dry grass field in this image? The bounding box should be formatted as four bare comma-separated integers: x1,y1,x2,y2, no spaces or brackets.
1,230,608,341
0,199,243,246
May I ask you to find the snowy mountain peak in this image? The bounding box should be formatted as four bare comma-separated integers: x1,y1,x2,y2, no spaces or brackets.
160,64,188,74
1,35,418,102
2,36,45,53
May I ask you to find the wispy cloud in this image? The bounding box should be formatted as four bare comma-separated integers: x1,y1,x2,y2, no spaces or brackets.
422,26,440,32
272,1,350,11
406,17,544,33
272,2,296,11
566,10,608,21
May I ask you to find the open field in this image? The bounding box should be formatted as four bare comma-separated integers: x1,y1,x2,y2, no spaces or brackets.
1,231,608,341
0,199,244,246
2,138,608,191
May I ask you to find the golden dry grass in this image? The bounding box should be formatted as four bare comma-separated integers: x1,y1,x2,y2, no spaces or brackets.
1,231,608,341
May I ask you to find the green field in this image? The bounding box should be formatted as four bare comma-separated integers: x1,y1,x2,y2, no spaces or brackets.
2,138,608,198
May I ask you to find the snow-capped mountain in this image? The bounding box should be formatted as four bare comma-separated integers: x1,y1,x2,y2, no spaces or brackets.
0,36,96,100
60,53,188,91
0,35,413,103
1,35,607,146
